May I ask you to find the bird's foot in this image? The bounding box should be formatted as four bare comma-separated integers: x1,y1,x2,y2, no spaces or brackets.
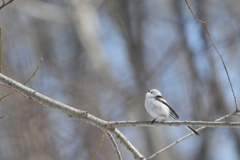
151,118,157,124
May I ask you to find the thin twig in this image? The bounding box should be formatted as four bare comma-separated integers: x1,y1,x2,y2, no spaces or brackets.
234,113,240,117
91,121,110,160
106,131,122,160
184,0,205,23
0,0,13,10
185,0,238,112
0,57,43,100
23,57,43,85
147,112,237,159
110,128,146,160
203,23,238,111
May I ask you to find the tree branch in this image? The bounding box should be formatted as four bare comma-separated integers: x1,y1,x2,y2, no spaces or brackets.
106,132,123,160
0,73,145,160
184,0,205,23
109,120,240,128
91,121,110,160
185,0,238,112
0,57,43,100
203,23,239,111
109,129,145,160
1,73,239,160
0,0,13,10
147,112,237,159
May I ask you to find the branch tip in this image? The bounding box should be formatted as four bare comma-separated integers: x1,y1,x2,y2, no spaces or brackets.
184,0,206,23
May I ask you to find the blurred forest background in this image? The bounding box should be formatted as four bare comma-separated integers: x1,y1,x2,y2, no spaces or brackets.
0,0,240,160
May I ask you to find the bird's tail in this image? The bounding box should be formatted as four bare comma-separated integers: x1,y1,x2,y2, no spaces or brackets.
170,116,200,136
186,126,200,136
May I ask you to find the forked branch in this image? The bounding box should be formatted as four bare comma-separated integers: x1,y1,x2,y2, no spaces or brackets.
0,0,14,10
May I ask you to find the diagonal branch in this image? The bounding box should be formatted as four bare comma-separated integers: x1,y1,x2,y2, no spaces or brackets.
0,73,239,159
234,113,240,117
106,131,122,160
0,0,14,10
109,129,145,160
0,73,145,160
147,112,237,159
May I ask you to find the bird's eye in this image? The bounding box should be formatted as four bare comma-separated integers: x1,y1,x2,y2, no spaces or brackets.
150,91,153,94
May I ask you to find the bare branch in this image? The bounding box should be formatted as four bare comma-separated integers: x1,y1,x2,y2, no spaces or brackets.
147,112,236,159
234,113,240,117
1,72,239,159
91,121,110,160
0,73,145,160
0,57,43,100
109,129,145,160
106,132,123,160
184,0,205,23
203,23,238,111
0,0,13,10
109,120,240,128
184,0,238,112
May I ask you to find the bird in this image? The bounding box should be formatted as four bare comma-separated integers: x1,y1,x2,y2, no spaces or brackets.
145,89,200,136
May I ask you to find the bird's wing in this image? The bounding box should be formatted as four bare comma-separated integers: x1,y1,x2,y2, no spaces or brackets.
155,95,179,120
155,96,200,136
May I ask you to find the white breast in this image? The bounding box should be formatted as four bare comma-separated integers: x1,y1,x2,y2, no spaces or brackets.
145,97,170,120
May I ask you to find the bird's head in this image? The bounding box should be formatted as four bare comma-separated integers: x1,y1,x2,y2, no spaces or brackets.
146,89,162,98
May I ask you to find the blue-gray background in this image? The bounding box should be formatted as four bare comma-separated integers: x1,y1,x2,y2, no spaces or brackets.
0,0,240,160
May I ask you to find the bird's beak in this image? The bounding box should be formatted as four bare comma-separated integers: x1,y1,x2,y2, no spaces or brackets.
147,90,150,93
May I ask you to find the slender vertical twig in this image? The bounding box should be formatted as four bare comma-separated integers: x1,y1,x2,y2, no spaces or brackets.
184,0,205,23
203,23,238,111
91,121,110,160
184,0,238,111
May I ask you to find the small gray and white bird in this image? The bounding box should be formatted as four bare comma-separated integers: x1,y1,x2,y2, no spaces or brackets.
145,89,200,136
